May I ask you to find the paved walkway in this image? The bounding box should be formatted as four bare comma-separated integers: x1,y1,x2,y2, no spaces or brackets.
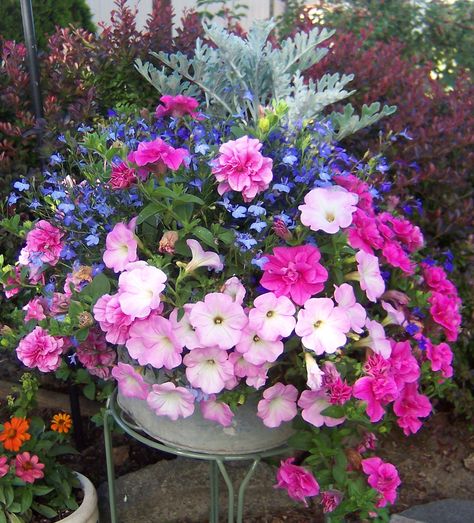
98,459,474,522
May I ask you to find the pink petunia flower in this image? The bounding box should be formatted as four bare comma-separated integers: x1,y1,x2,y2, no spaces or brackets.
184,239,223,273
260,245,328,306
26,220,64,266
334,174,374,213
299,186,358,234
118,263,167,319
169,305,201,351
248,292,296,341
183,347,235,394
426,341,453,379
235,322,284,365
221,276,246,305
103,219,138,273
212,136,273,202
16,327,64,372
76,329,116,379
126,315,183,370
295,298,350,355
128,138,188,174
112,363,150,400
110,161,136,190
189,292,248,350
354,251,385,303
155,94,199,119
333,283,366,333
200,395,234,427
321,490,343,513
361,457,401,508
257,382,298,428
381,300,405,326
14,452,45,484
297,389,345,428
275,458,320,506
0,456,9,478
23,297,47,322
93,293,134,345
304,352,325,391
147,382,195,420
393,383,431,436
362,319,392,359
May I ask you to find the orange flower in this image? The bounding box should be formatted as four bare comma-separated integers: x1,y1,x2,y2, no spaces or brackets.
50,413,72,434
0,417,31,452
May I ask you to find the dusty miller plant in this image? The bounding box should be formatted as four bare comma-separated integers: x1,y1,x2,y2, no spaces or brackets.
136,20,396,140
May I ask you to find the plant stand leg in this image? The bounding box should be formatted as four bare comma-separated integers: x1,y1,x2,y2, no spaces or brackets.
104,409,118,523
236,459,260,523
216,460,235,523
209,460,220,523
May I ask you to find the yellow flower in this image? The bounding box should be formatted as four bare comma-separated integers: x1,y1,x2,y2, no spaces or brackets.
51,413,72,434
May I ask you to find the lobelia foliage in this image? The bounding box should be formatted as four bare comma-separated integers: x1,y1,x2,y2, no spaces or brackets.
136,21,396,136
1,25,462,517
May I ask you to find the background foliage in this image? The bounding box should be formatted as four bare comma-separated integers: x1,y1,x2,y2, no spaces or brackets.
0,0,95,49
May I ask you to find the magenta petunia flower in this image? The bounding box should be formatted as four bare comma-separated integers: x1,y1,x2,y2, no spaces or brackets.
321,490,343,513
393,383,431,436
16,327,64,373
126,315,183,370
155,94,199,119
103,219,138,273
353,371,399,423
112,363,150,400
0,456,9,478
355,250,385,303
23,296,47,322
147,382,195,420
388,340,420,388
118,263,167,319
183,347,235,394
260,245,328,306
128,138,188,173
362,457,401,508
297,389,345,428
425,341,453,379
14,452,45,484
299,186,358,234
26,220,64,266
275,458,320,506
382,240,414,274
189,292,248,350
212,136,273,202
295,298,350,355
428,292,462,342
248,292,296,341
200,395,234,427
76,329,116,379
110,161,136,190
257,382,298,428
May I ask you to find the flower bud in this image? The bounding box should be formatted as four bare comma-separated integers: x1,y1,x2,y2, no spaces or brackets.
159,231,179,254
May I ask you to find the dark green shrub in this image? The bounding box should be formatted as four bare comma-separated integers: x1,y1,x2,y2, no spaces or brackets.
0,0,95,49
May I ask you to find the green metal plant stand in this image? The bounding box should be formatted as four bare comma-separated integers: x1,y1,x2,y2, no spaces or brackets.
104,389,289,523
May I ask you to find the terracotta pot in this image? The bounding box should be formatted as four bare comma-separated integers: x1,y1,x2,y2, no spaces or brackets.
58,473,99,523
